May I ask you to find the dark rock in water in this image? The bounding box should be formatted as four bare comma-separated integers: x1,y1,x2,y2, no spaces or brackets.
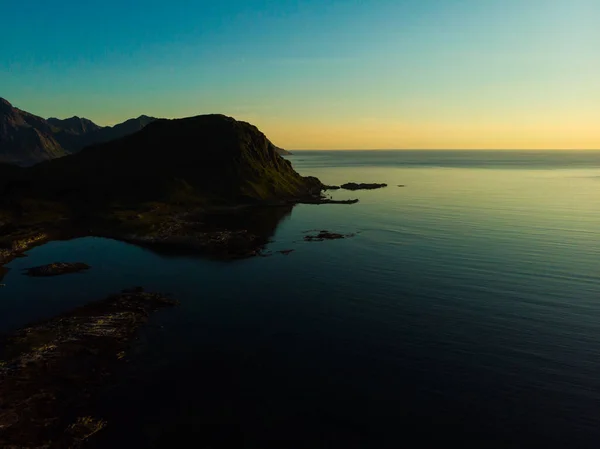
25,262,90,277
398,185,405,187
297,197,359,205
0,289,178,448
304,230,355,242
323,185,341,190
340,182,388,191
278,249,295,255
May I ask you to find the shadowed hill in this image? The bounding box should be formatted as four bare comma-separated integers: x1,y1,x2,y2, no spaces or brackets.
21,114,321,210
0,114,326,264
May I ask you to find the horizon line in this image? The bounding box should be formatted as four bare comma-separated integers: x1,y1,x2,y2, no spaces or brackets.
287,148,600,152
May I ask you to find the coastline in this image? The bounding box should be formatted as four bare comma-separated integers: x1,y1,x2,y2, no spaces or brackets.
0,190,360,270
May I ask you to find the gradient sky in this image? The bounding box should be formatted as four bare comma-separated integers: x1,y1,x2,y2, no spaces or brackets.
1,0,599,149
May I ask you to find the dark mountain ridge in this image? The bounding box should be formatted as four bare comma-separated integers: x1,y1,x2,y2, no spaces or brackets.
0,97,157,166
27,114,319,206
0,98,66,166
47,116,102,135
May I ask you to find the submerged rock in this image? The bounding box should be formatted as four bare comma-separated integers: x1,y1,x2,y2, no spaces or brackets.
25,262,90,277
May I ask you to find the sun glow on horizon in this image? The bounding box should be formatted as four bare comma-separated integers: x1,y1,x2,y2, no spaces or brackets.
2,0,599,150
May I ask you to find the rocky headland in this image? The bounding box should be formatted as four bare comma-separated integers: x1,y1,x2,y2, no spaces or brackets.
0,113,361,265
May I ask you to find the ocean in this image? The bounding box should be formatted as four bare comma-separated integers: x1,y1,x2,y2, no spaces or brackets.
3,150,600,447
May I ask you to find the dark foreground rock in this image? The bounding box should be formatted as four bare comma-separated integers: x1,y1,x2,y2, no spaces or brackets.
304,230,355,242
0,289,178,449
25,262,90,277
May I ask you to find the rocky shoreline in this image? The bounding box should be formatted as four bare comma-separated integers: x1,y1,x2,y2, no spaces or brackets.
25,262,91,277
0,288,179,448
0,231,51,265
0,189,364,268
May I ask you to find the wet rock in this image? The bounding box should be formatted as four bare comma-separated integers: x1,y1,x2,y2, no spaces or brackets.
278,249,295,255
340,182,387,190
25,262,90,277
398,185,405,187
303,230,355,242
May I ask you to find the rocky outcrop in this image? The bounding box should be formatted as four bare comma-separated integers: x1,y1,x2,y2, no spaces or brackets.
340,183,388,190
324,183,387,191
303,230,355,241
25,262,91,277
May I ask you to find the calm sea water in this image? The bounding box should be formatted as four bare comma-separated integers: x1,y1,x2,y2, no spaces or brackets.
4,150,600,447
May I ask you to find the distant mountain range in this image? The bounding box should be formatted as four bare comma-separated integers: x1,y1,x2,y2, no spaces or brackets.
0,98,291,166
0,97,157,166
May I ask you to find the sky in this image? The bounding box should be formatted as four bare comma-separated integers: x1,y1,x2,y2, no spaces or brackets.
1,0,599,149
